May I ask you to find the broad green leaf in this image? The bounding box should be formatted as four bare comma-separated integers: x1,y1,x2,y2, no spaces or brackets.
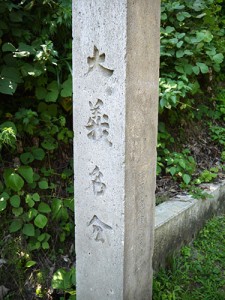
18,166,34,183
9,220,23,233
5,173,24,192
41,138,58,150
35,87,47,100
26,194,35,208
0,192,9,211
192,66,200,75
25,261,36,268
32,148,45,160
34,214,48,229
51,268,73,290
38,202,51,213
0,77,17,95
38,180,49,190
37,233,47,242
61,75,72,97
10,195,20,208
213,53,224,64
42,242,49,249
38,102,58,117
2,43,16,52
27,208,38,221
169,167,177,176
20,152,34,164
176,50,184,58
1,67,22,84
23,223,35,236
12,207,23,216
179,159,186,169
32,193,40,202
183,174,191,185
196,62,209,74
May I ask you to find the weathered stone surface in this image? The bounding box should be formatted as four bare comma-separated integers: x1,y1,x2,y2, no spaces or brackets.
154,181,225,272
73,1,160,299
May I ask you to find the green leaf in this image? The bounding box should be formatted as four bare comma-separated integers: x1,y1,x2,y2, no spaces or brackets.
38,202,51,213
51,268,73,290
34,214,48,229
12,207,23,216
27,208,38,221
32,193,40,202
179,159,186,169
169,167,177,176
196,62,209,74
42,241,50,249
0,77,17,95
26,194,35,208
2,43,16,52
25,261,36,268
41,138,58,150
35,87,47,100
176,50,184,58
9,220,23,233
5,173,24,192
183,174,191,185
10,195,20,208
23,223,35,236
61,75,72,97
1,67,22,84
38,180,49,190
18,166,34,183
20,152,34,164
192,66,200,75
0,192,9,211
32,148,45,160
213,53,224,64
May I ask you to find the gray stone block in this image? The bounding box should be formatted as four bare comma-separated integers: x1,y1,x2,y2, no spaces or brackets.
73,1,160,299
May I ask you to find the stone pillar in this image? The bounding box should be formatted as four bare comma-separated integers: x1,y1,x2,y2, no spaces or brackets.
73,1,161,299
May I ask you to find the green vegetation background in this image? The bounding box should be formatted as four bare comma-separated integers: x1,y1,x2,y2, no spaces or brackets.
0,0,225,298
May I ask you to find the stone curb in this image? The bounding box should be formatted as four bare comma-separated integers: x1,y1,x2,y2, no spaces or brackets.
153,180,225,272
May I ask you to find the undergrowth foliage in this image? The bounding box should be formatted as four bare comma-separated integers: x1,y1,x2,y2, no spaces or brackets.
0,0,75,299
158,0,225,191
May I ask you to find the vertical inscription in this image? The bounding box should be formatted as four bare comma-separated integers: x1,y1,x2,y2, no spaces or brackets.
87,46,114,77
86,99,112,146
88,215,112,243
90,166,106,195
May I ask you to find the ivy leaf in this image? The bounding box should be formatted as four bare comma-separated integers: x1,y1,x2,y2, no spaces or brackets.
34,214,48,229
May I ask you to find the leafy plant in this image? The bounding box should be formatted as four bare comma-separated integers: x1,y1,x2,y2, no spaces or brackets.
165,149,196,185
